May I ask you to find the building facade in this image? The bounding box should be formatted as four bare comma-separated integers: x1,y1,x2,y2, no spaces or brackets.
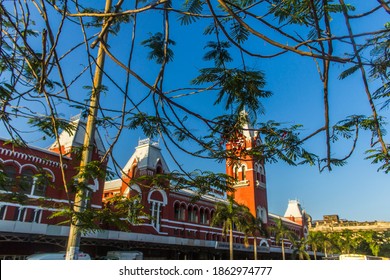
0,116,309,260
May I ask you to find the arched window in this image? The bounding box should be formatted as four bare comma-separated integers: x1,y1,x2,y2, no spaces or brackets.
32,172,50,197
193,206,199,223
259,165,265,183
174,202,180,220
188,205,198,223
205,209,210,224
257,206,268,224
234,166,239,180
2,165,17,192
241,165,246,181
174,202,185,221
200,208,209,224
20,169,34,195
255,163,261,182
148,189,166,232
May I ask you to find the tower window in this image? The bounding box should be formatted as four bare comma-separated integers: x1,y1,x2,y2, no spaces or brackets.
241,165,246,181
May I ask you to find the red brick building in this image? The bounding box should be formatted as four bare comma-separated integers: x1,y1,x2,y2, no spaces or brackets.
0,116,107,258
0,115,310,259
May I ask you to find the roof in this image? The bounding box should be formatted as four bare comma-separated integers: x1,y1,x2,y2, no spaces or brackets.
104,178,122,191
0,137,71,159
283,199,304,218
49,115,106,155
122,138,170,175
268,212,301,226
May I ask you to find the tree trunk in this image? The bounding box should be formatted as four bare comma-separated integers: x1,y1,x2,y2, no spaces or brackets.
229,224,234,260
281,240,285,260
65,0,112,260
253,237,257,260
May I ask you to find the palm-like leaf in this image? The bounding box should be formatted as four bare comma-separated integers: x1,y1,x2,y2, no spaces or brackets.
211,195,252,259
268,218,296,260
179,0,204,25
192,67,271,115
141,32,175,64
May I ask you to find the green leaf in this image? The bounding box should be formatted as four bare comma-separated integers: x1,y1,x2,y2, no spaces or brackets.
28,116,76,138
141,32,176,64
179,0,204,25
339,65,360,80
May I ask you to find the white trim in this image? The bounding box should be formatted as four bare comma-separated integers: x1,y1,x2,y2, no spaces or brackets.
42,168,56,182
160,224,184,231
0,204,8,220
0,146,69,169
0,195,102,209
161,219,244,235
20,164,38,173
147,188,167,206
16,207,27,222
0,159,22,169
1,160,56,183
32,209,43,223
87,178,99,192
124,184,142,198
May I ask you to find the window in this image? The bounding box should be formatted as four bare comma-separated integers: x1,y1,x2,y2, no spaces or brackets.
2,165,17,192
32,173,48,197
0,205,7,220
259,166,265,183
255,163,266,186
257,207,267,223
188,206,198,223
234,166,239,180
174,202,185,221
20,169,34,195
200,208,209,224
241,165,246,180
15,207,26,222
2,166,49,196
150,201,163,231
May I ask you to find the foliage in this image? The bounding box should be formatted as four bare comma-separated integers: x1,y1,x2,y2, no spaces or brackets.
50,194,147,233
141,32,176,64
211,195,253,260
268,218,297,260
310,230,390,258
241,215,268,260
292,238,310,260
0,0,389,258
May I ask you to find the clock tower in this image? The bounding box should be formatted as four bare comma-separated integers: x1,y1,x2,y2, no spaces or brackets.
226,112,268,224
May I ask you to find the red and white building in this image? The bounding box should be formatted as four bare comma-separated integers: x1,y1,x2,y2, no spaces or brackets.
0,115,310,259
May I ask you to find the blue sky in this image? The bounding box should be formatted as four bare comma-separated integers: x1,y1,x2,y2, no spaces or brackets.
1,1,389,222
